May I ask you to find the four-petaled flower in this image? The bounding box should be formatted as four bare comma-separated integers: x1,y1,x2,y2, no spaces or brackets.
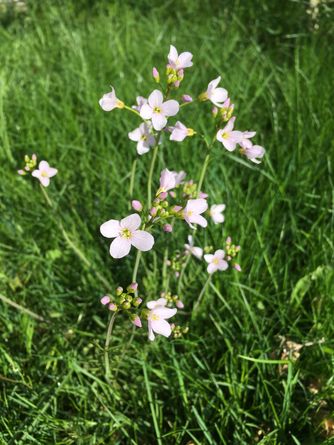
170,121,195,142
32,161,58,187
204,250,228,274
242,144,265,164
128,123,156,155
147,298,177,341
183,198,208,228
167,45,193,71
99,87,124,111
216,117,243,151
184,235,203,259
140,90,179,131
203,76,228,108
210,204,226,224
100,214,154,259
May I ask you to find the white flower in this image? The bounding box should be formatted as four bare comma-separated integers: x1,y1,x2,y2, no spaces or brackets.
128,122,155,155
170,121,195,142
184,235,203,259
140,90,179,131
204,250,228,274
242,144,265,164
216,117,243,151
210,204,226,224
146,298,177,341
100,214,154,259
168,45,193,70
31,161,58,187
183,198,208,228
205,76,228,108
99,87,124,111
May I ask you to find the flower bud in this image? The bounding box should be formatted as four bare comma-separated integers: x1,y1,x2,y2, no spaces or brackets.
198,191,208,199
169,191,176,198
182,94,193,103
150,207,158,217
233,263,242,272
171,205,182,213
17,169,26,176
131,314,142,328
127,282,138,292
108,303,118,311
152,67,160,83
163,224,173,233
101,296,111,305
212,106,218,117
116,286,123,296
176,300,184,309
122,301,131,310
159,191,168,200
133,297,142,307
132,200,143,212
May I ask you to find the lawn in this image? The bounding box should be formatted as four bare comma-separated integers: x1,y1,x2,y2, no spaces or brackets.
0,0,334,443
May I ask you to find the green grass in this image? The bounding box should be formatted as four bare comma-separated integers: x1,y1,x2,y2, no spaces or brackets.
0,0,334,443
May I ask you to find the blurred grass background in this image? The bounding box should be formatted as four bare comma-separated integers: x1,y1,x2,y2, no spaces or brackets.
0,0,334,443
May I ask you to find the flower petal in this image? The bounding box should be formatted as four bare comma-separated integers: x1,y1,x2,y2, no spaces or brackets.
207,263,218,274
151,319,172,337
218,259,229,271
152,113,167,131
204,254,213,263
110,237,131,258
161,100,179,117
168,45,178,63
148,90,163,108
154,307,177,320
186,198,208,214
189,214,207,227
48,168,58,177
120,213,141,231
39,160,49,171
136,141,150,155
128,127,142,142
131,230,154,251
178,52,193,68
40,176,50,187
100,219,120,238
140,103,153,120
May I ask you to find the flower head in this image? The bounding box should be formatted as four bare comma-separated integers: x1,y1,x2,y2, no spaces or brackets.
167,45,193,70
183,198,208,228
170,121,195,142
204,250,228,274
99,87,124,111
159,168,176,194
210,204,226,224
31,160,58,187
216,117,243,151
201,76,228,108
184,235,203,259
140,90,179,131
128,122,155,155
239,131,256,149
100,213,154,259
146,298,177,341
241,144,265,164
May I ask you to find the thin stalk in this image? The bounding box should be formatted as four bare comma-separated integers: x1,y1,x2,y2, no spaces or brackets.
104,312,117,385
147,144,159,209
193,275,212,313
0,293,46,322
131,250,142,283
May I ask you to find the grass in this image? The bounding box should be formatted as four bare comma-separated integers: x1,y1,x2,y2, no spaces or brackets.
0,0,334,443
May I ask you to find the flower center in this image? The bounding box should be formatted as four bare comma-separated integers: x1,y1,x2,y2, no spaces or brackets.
140,135,147,141
150,313,160,321
120,228,132,239
187,210,193,217
41,171,48,177
153,106,161,113
213,258,219,265
222,132,230,139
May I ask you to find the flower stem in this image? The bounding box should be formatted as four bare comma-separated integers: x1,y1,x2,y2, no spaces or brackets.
104,312,117,385
132,250,142,283
147,143,159,209
193,275,211,313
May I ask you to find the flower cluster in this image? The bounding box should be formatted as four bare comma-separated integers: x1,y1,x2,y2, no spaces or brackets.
18,154,58,187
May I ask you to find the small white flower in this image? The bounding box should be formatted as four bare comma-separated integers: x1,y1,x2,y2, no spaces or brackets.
128,122,155,155
204,250,228,274
140,90,179,131
184,235,203,259
31,161,58,187
210,204,226,224
146,298,177,341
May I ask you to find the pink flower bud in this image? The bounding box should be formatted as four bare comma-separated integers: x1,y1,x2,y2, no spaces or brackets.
175,271,180,278
182,94,193,103
108,303,118,311
198,191,208,199
152,67,160,83
32,154,37,161
150,207,158,217
131,315,142,328
212,106,218,117
172,205,182,213
116,286,123,296
17,169,25,176
129,282,138,291
134,297,142,306
176,300,184,309
226,236,232,244
233,263,242,272
169,191,176,198
163,224,173,233
173,80,181,88
132,200,143,212
159,191,168,200
101,296,110,305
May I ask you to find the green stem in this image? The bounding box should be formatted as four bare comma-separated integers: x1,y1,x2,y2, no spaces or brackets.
104,312,117,385
147,144,159,209
193,275,211,313
0,293,46,322
132,250,142,283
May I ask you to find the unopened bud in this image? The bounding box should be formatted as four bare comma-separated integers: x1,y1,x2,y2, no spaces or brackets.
212,106,218,117
116,286,123,296
176,300,184,309
131,314,142,328
132,200,143,212
108,303,118,311
182,94,193,103
133,297,142,307
163,224,173,233
152,67,160,83
150,207,158,217
127,282,138,292
101,296,111,305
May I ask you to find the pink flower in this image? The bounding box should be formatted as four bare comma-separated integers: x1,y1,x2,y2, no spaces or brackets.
170,121,195,142
172,170,186,186
239,131,256,149
182,94,193,103
132,200,143,212
183,199,208,228
140,90,179,131
101,296,111,305
100,213,154,259
146,298,177,341
216,117,243,151
242,144,265,164
167,45,193,70
31,161,58,187
184,235,203,259
204,250,228,274
132,96,147,112
204,76,228,108
159,168,176,193
152,67,160,82
210,204,225,224
128,122,155,155
99,87,124,111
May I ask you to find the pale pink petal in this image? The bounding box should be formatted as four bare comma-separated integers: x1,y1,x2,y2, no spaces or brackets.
207,263,218,274
161,100,179,117
218,259,229,271
189,214,207,227
152,113,167,131
148,90,163,108
48,168,58,177
101,296,111,305
168,45,178,63
31,170,41,178
178,52,193,68
40,176,50,187
204,254,213,263
147,297,167,309
131,230,154,251
192,247,203,259
100,219,120,238
151,319,172,337
137,141,150,155
222,138,238,152
99,90,117,111
140,103,153,120
154,307,177,319
211,87,228,106
120,213,141,231
170,127,187,141
215,249,225,259
110,237,131,258
39,160,49,171
128,127,142,142
187,198,208,214
208,76,221,91
148,321,155,341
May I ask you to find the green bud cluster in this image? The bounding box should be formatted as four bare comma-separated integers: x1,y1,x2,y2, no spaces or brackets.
225,239,240,259
108,284,142,313
219,105,234,123
182,181,198,198
166,67,184,87
204,246,213,253
172,324,189,339
162,291,179,304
